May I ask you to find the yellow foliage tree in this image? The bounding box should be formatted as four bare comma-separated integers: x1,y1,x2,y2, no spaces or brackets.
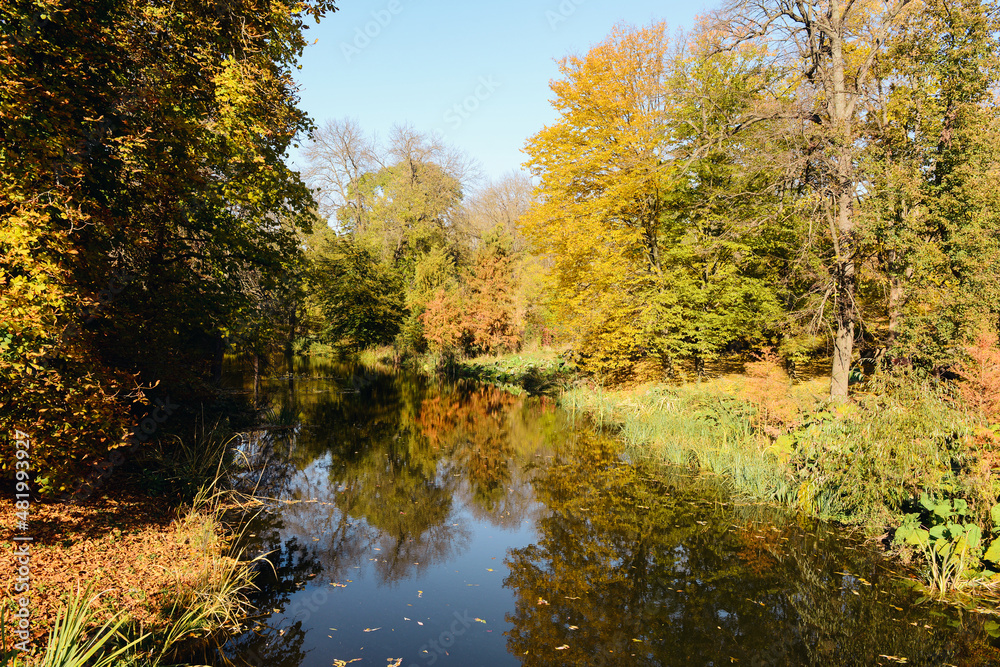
522,23,675,378
523,22,786,380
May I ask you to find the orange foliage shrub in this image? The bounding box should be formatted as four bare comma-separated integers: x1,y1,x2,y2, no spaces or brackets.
464,249,521,355
741,349,798,436
955,328,1000,423
420,288,467,354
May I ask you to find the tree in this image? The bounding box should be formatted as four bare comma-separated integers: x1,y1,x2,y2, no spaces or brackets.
311,236,405,350
0,0,337,492
713,0,915,398
862,0,1000,371
523,22,786,380
464,227,522,355
304,123,480,354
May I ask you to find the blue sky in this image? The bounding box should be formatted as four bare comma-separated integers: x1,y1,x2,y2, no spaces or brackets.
291,0,709,181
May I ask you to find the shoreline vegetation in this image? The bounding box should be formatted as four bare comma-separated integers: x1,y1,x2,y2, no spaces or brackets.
6,0,1000,660
1,419,263,667
1,485,257,667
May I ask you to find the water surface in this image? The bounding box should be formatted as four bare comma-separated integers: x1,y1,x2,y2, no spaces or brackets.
218,361,1000,666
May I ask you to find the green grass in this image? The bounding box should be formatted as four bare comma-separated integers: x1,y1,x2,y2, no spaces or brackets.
561,373,987,532
451,349,577,395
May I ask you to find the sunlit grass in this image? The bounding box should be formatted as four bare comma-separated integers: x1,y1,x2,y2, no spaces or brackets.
562,371,985,532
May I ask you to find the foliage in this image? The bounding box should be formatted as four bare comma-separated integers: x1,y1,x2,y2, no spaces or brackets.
864,0,1000,374
893,495,1000,595
461,228,522,355
523,22,791,381
0,0,338,492
955,328,1000,423
35,585,148,667
311,236,406,350
420,288,467,354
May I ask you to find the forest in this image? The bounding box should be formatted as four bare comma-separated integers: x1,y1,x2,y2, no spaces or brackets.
4,0,1000,662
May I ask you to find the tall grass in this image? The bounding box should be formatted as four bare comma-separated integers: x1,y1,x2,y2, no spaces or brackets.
28,585,146,667
564,384,793,505
562,370,982,530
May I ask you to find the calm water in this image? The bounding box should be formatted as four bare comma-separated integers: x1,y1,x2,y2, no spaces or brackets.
216,361,1000,666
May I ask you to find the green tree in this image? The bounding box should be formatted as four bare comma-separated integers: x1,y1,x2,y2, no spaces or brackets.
714,0,915,398
311,236,406,350
863,0,1000,371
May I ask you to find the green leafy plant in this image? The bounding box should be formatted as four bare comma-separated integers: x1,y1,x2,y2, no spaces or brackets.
894,494,999,593
38,585,148,667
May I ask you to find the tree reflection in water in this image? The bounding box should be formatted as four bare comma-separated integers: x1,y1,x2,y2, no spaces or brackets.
503,430,1000,666
216,361,1000,667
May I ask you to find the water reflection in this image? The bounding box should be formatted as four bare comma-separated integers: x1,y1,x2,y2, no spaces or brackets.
215,362,1000,666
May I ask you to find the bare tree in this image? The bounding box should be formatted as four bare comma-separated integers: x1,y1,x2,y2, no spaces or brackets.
455,171,535,252
387,123,482,188
714,0,914,399
301,118,381,231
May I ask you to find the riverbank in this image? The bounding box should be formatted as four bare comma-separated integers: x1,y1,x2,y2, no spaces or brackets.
424,348,1000,595
1,486,253,665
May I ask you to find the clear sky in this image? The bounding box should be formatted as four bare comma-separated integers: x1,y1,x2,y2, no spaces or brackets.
290,0,710,182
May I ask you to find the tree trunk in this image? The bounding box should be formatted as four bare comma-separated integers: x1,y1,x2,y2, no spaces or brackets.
252,353,260,405
828,19,856,402
830,274,855,400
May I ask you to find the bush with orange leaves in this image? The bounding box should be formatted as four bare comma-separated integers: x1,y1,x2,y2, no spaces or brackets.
955,328,1000,424
740,349,799,439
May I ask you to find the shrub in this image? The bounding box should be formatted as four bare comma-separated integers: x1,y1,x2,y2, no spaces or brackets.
955,327,1000,423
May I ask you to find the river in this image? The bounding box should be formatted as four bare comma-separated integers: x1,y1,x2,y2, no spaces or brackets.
216,360,1000,666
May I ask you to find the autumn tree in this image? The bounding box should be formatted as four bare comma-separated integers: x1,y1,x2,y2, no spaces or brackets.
304,123,484,353
862,0,1000,371
711,0,916,398
523,22,787,380
0,0,337,492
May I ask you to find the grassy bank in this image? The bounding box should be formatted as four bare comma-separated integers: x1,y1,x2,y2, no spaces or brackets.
350,345,578,395
449,349,577,395
560,358,1000,596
